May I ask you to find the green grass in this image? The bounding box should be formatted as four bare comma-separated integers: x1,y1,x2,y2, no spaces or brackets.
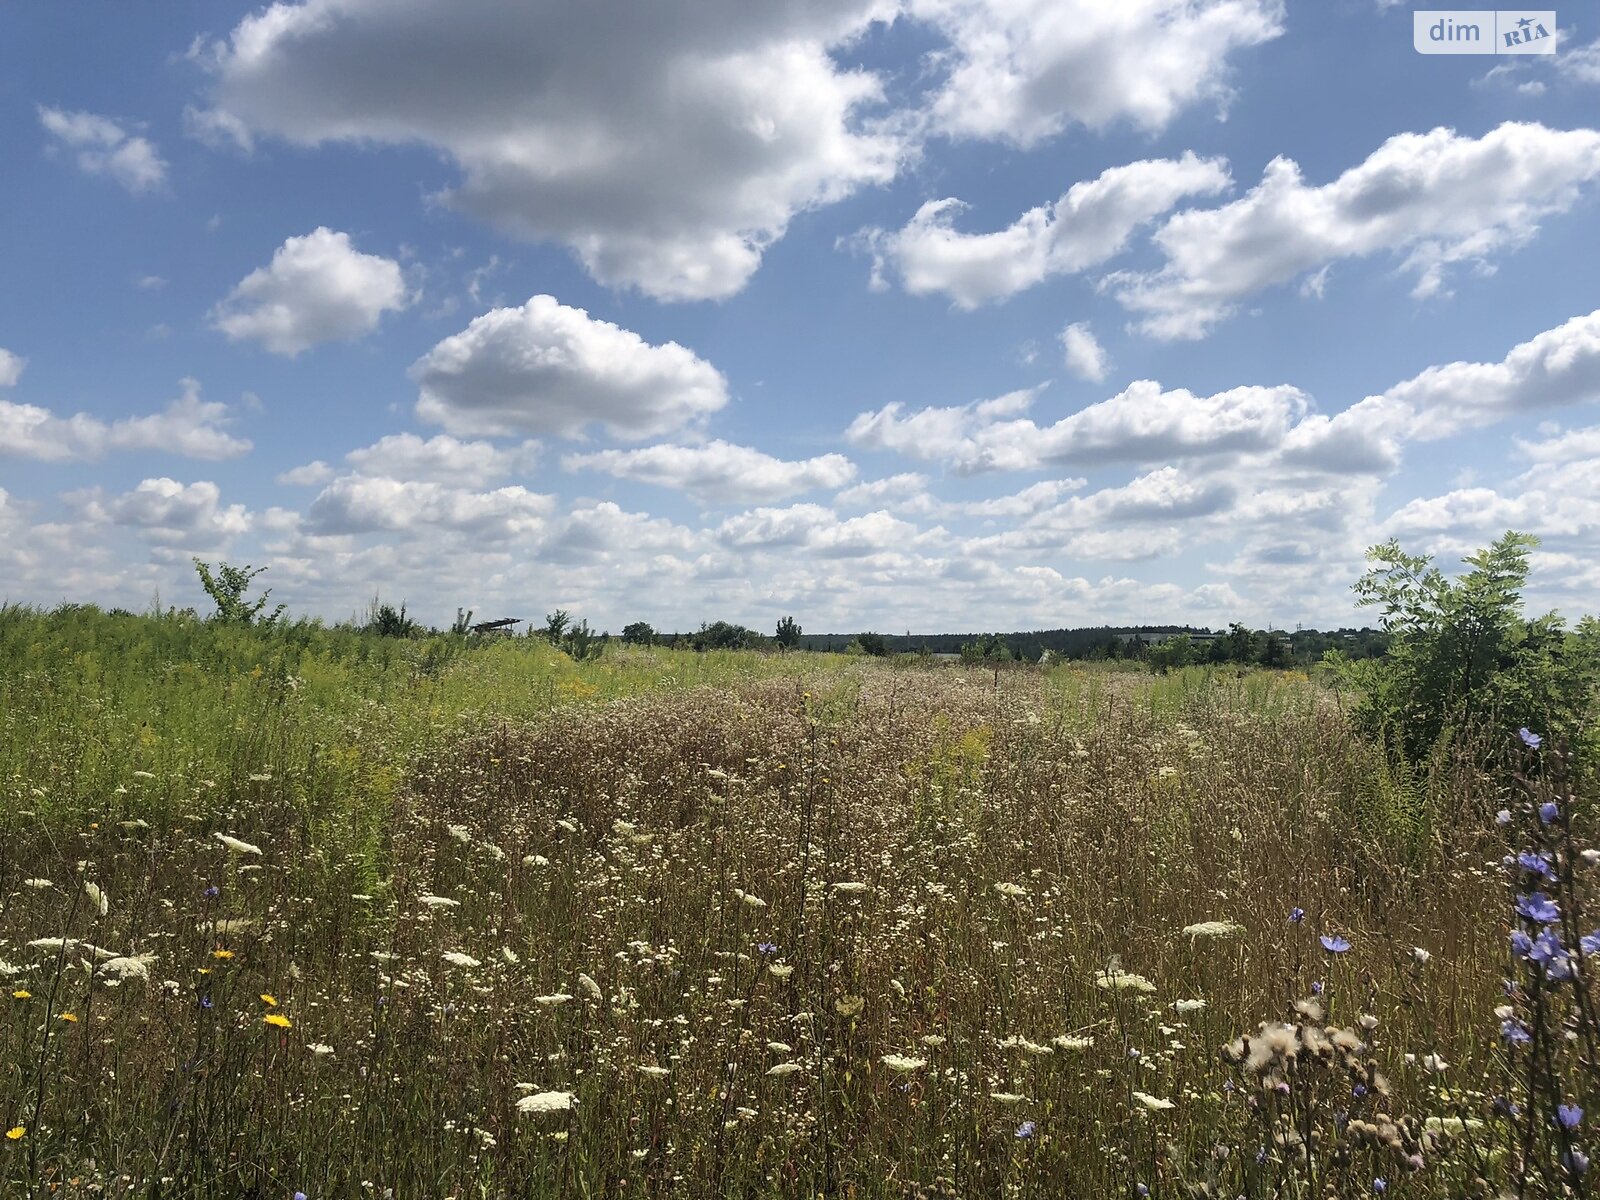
0,606,1589,1197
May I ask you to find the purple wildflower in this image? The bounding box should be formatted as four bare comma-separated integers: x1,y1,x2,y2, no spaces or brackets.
1520,728,1542,749
1015,1120,1036,1139
1558,1104,1584,1130
1501,1019,1532,1045
1517,851,1555,879
1517,892,1561,924
1320,934,1351,953
1289,907,1305,923
1540,801,1560,825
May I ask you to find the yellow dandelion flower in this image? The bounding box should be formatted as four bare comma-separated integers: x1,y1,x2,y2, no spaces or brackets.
59,1012,78,1023
264,1013,292,1029
260,994,277,1007
211,949,234,960
10,990,30,1000
5,1126,23,1141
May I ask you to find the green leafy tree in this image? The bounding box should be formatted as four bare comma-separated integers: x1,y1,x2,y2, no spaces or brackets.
193,559,285,626
775,615,802,649
621,621,656,645
1148,634,1196,674
366,598,421,638
542,610,572,643
1328,531,1600,764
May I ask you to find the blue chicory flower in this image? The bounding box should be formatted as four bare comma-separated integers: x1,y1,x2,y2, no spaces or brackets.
1015,1120,1036,1139
1564,1149,1590,1177
1520,728,1542,749
1540,801,1561,825
1558,1104,1584,1130
1517,892,1561,924
1320,934,1352,953
1517,852,1555,879
1289,907,1305,923
1501,1019,1532,1045
1511,930,1534,957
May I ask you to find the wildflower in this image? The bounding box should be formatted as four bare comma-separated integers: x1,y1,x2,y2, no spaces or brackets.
766,1062,801,1076
1053,1034,1094,1050
1517,892,1561,924
442,952,481,969
101,954,156,981
214,833,263,856
1095,969,1156,993
23,879,52,890
516,1090,575,1115
768,964,794,979
211,949,235,960
835,995,864,1017
1583,850,1600,867
637,1065,670,1078
1015,1120,1036,1139
1289,907,1305,923
1373,1180,1388,1194
1564,1149,1590,1177
447,824,471,844
1517,851,1555,879
5,1127,22,1141
879,1054,927,1072
1540,801,1560,826
1411,947,1432,966
264,1014,292,1029
84,881,109,916
1511,930,1534,957
989,1092,1028,1104
1132,1091,1176,1111
1319,934,1352,953
1174,999,1206,1014
532,994,573,1007
1558,1104,1584,1130
993,882,1026,897
756,942,778,955
261,994,277,1007
1520,728,1542,749
202,885,220,899
830,882,869,895
10,990,30,1000
577,973,603,1000
1501,1019,1532,1045
1582,931,1600,956
308,1043,335,1056
418,895,460,909
1496,809,1512,826
1182,919,1243,940
59,1012,78,1023
733,888,767,908
999,1035,1053,1056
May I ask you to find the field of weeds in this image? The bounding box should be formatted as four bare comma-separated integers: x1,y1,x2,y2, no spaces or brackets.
1,616,1591,1197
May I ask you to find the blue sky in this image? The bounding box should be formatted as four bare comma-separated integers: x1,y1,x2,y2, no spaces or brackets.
3,1,1599,633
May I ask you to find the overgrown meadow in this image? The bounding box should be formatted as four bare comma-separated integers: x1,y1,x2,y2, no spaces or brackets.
1,605,1594,1197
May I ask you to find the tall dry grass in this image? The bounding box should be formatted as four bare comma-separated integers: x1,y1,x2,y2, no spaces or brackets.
5,651,1572,1198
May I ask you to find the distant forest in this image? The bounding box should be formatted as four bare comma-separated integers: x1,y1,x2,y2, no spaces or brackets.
644,622,1390,666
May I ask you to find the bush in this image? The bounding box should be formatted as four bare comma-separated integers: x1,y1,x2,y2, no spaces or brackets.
1326,531,1600,768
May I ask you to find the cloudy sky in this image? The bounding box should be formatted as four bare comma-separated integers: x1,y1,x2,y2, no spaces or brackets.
3,2,1599,633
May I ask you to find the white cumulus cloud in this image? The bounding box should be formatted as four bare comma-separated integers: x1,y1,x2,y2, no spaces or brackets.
412,295,728,440
0,379,250,463
564,440,855,505
1060,322,1109,382
1109,122,1600,340
199,0,904,301
211,227,410,356
857,154,1228,307
38,106,168,194
0,349,25,388
914,0,1284,145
